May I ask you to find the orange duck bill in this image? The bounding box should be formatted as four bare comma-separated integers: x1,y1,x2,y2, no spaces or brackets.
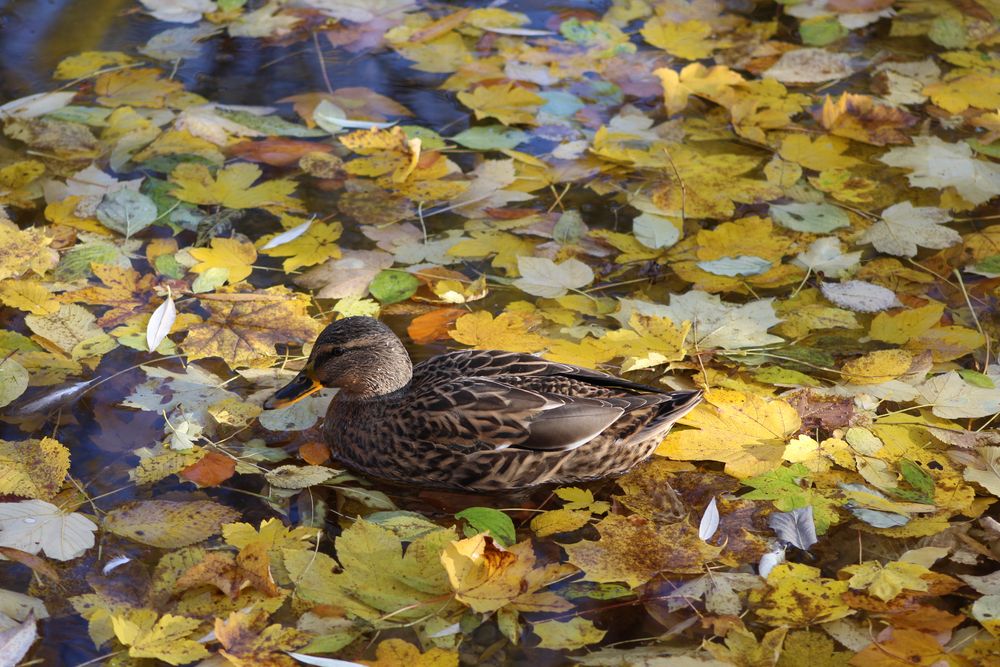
264,370,323,409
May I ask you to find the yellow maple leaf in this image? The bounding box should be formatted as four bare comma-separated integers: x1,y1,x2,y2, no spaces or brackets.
284,519,461,626
170,162,302,212
215,611,309,665
841,560,930,601
59,264,158,327
259,222,343,272
705,625,789,667
53,51,135,79
651,148,782,219
654,62,744,115
360,639,459,667
560,513,721,588
783,435,854,475
602,313,690,371
111,609,209,665
441,534,575,613
657,389,800,479
749,562,852,627
94,68,184,109
457,82,545,126
924,72,1000,114
449,311,548,353
181,285,321,368
641,19,718,60
189,237,258,284
0,219,58,281
778,134,861,172
43,197,109,235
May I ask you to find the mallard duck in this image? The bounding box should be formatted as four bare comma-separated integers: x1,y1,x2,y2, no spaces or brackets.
264,316,702,492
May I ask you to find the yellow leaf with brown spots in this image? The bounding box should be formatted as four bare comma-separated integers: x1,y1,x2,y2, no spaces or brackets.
103,499,240,548
181,286,321,368
215,611,308,666
0,220,58,281
841,349,913,385
749,562,852,627
94,68,184,109
0,437,70,501
0,280,59,315
560,514,721,588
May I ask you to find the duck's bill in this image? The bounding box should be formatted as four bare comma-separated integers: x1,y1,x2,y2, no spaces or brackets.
263,372,323,409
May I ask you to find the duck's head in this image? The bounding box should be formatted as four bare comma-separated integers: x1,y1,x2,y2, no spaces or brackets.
263,316,413,408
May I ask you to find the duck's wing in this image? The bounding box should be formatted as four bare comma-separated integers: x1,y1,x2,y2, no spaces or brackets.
403,376,638,452
412,350,662,393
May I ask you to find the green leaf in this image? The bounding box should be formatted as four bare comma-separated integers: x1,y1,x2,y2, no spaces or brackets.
771,202,850,233
455,507,516,546
96,189,158,237
0,358,29,408
959,368,995,388
800,16,847,47
216,109,326,138
451,125,528,150
369,270,419,304
55,242,132,280
898,458,935,503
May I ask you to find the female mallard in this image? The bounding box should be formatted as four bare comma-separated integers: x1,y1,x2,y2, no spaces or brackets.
264,316,702,492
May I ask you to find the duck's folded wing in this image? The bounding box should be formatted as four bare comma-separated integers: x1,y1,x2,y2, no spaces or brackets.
406,377,628,452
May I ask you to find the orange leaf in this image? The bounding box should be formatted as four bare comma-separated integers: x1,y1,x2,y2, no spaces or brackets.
229,139,334,167
409,308,467,344
299,441,331,465
180,452,236,487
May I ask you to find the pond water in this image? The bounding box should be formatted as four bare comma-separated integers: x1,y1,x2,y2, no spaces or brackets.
1,0,999,665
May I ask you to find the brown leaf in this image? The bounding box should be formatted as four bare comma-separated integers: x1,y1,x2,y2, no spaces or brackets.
181,285,322,368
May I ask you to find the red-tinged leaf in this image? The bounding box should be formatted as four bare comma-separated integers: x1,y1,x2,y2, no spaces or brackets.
180,452,236,488
228,139,334,167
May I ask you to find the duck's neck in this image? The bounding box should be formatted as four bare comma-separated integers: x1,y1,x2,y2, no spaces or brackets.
337,342,413,399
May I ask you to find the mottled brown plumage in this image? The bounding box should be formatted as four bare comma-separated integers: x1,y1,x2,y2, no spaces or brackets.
265,316,702,492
